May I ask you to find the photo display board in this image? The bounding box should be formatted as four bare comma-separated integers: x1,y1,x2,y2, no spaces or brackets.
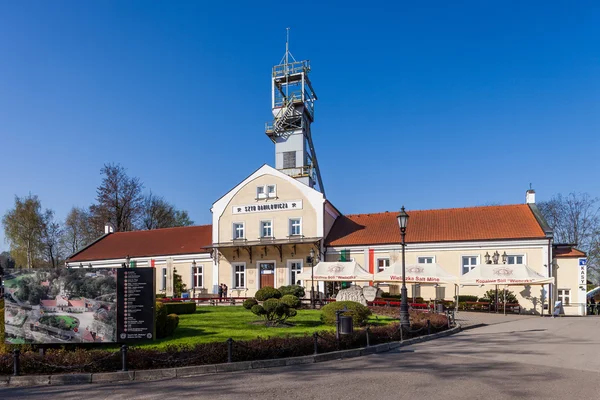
3,267,155,344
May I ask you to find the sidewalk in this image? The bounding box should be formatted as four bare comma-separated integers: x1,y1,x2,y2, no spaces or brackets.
455,311,538,328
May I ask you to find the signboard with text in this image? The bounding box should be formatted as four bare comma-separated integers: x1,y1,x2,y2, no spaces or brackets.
232,200,303,214
116,268,156,342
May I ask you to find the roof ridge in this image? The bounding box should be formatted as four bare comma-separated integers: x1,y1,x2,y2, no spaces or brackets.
112,224,212,234
344,203,526,217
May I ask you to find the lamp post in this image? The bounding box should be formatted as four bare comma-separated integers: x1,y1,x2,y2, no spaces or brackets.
397,206,410,329
192,260,197,301
310,248,316,309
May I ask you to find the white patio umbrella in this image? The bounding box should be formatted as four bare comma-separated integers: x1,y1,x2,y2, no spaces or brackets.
295,261,373,282
459,264,554,315
373,262,459,284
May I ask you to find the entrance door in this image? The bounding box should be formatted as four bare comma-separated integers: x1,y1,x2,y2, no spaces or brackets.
259,262,275,288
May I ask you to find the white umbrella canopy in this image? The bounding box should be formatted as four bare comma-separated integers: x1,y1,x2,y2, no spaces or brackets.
459,264,554,286
373,263,458,284
295,261,373,282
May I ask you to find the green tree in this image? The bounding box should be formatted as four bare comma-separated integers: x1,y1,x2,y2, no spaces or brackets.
173,268,187,298
141,192,194,230
2,195,45,268
61,207,96,256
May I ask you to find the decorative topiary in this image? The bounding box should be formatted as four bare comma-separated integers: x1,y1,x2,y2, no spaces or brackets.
320,301,372,327
251,304,266,316
255,287,282,301
279,285,305,298
243,298,258,310
280,294,300,308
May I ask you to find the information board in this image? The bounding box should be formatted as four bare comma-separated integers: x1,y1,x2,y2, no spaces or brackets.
117,268,156,342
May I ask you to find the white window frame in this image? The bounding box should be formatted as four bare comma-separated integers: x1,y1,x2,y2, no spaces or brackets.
161,267,167,290
266,184,277,198
417,256,435,264
288,259,303,286
461,255,479,275
376,258,390,272
506,254,526,265
256,185,266,199
411,284,421,298
233,263,246,289
289,217,302,236
558,289,571,306
193,265,203,288
232,222,245,240
260,220,273,238
435,285,446,300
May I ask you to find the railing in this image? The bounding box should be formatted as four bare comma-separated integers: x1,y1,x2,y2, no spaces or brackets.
278,165,315,180
272,60,310,78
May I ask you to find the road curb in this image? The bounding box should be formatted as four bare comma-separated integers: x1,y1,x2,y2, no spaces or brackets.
3,324,461,387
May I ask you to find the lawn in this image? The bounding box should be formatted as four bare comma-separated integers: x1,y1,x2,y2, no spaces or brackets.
140,306,395,349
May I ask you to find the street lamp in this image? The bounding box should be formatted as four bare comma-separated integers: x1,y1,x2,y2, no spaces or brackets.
309,248,316,309
397,206,410,329
192,260,197,301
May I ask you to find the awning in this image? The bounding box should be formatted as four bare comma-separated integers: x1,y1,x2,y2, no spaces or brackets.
373,263,458,284
587,286,600,299
295,261,373,282
459,264,554,286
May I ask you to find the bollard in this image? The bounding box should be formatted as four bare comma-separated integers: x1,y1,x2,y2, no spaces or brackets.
427,320,431,335
227,338,233,363
13,348,20,376
313,332,318,355
121,344,128,372
366,326,370,347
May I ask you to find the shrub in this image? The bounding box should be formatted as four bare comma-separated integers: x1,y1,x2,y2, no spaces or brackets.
279,285,305,298
165,314,180,337
321,301,372,327
458,295,478,302
155,301,168,338
251,304,266,316
280,294,300,308
262,298,279,314
483,289,518,304
243,298,258,310
255,287,281,301
164,302,196,315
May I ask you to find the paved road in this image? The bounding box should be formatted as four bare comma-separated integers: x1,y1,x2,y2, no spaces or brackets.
3,315,600,399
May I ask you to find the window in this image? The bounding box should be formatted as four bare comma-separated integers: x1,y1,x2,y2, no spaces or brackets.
377,258,390,272
233,222,245,239
283,151,296,169
161,267,167,290
507,255,524,265
462,256,478,275
289,218,302,236
234,264,246,288
417,256,434,264
256,186,266,199
435,286,446,300
192,266,203,288
411,284,421,298
558,289,571,306
260,220,273,238
290,261,303,285
267,185,276,198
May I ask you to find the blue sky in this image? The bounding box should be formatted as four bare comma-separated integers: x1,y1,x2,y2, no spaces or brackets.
1,1,599,252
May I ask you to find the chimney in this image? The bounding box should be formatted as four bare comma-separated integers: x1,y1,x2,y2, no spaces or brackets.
104,223,115,234
526,189,536,204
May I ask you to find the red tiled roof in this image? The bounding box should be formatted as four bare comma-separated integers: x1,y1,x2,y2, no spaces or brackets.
553,247,586,258
68,225,212,262
325,204,546,247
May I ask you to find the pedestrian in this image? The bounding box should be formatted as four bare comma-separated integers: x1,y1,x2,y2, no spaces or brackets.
223,283,228,300
590,297,596,315
218,283,223,302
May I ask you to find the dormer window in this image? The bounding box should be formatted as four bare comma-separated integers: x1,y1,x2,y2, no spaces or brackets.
267,184,276,198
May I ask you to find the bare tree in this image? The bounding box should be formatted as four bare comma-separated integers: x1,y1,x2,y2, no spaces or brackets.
40,209,62,268
89,163,144,234
142,192,194,230
61,207,96,256
539,192,600,279
2,195,45,268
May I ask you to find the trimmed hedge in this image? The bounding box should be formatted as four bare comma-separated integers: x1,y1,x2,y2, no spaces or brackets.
156,302,181,338
321,301,372,327
164,302,196,315
165,314,180,337
279,285,305,298
457,295,478,302
255,287,281,301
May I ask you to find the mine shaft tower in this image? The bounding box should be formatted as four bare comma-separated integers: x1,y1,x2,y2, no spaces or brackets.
265,30,325,195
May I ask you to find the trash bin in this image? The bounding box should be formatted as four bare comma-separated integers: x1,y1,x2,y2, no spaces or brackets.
436,304,444,313
339,316,353,335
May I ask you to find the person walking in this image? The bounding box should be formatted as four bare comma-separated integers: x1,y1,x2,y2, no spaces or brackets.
218,283,223,303
223,283,228,300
